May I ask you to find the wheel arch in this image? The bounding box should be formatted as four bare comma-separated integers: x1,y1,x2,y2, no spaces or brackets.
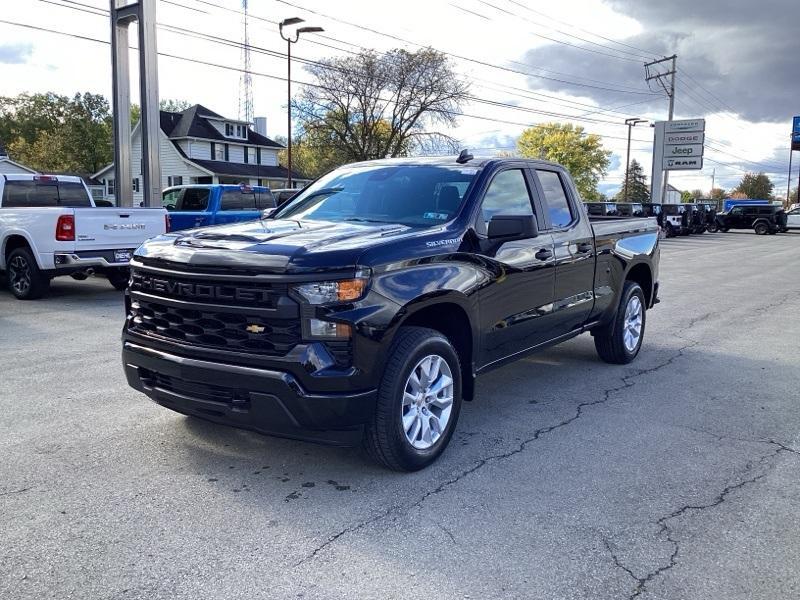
391,294,477,401
2,233,39,270
624,262,653,308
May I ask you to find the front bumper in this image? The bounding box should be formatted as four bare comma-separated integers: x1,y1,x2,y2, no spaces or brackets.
123,341,376,446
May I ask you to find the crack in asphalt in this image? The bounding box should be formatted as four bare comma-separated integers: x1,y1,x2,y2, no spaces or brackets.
295,339,699,567
0,487,31,497
606,444,798,599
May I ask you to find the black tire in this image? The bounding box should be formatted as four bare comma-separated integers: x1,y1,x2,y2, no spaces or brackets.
593,281,646,365
664,223,674,238
107,269,130,291
754,222,769,235
720,227,729,233
707,222,718,233
70,272,89,281
363,326,463,471
6,247,50,300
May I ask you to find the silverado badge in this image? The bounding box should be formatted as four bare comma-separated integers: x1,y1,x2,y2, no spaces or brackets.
245,324,266,334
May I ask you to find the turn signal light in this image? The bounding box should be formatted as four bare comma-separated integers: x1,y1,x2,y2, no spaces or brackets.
56,214,75,241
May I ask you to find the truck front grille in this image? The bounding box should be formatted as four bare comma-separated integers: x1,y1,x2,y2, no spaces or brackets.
128,298,301,356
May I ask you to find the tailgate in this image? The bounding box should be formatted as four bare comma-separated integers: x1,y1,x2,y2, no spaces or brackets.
74,208,167,251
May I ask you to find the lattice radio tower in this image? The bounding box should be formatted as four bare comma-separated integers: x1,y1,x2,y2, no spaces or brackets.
238,0,254,124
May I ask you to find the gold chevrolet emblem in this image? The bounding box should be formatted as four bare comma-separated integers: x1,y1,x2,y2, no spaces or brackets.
245,324,266,334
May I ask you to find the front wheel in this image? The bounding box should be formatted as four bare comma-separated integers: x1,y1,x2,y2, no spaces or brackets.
593,281,646,365
707,222,719,233
363,326,462,471
754,222,769,235
7,247,50,300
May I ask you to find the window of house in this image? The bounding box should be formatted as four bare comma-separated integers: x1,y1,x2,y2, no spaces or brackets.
536,170,574,229
244,147,249,164
236,125,246,138
108,179,115,196
225,123,233,136
256,148,262,164
224,144,229,161
213,143,225,161
132,178,140,192
167,176,183,187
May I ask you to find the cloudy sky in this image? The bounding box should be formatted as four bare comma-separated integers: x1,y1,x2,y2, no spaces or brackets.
0,0,796,196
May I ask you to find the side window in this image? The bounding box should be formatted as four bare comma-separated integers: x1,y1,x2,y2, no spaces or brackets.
180,188,210,211
162,189,182,211
536,170,574,228
1,181,59,207
479,169,533,230
731,207,742,215
220,189,257,211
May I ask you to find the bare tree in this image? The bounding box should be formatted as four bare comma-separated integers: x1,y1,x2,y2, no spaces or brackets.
293,48,469,162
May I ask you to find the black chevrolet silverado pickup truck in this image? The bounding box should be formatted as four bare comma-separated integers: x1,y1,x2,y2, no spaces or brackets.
122,156,660,470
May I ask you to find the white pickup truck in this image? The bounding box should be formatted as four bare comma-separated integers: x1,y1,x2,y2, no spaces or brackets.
0,174,167,299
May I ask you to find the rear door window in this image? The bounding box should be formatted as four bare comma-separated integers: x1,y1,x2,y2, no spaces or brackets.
536,170,574,228
220,189,257,211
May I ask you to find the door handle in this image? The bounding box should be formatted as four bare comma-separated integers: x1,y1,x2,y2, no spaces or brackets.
535,248,553,260
576,242,593,253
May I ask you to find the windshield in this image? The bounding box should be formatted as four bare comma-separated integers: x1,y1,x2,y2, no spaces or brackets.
273,164,478,226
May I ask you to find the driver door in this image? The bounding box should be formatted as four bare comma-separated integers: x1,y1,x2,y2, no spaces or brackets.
475,168,556,367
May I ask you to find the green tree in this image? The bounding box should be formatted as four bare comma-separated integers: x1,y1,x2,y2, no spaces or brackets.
613,158,649,202
294,48,469,161
734,172,774,199
517,122,611,200
680,190,693,203
0,92,113,173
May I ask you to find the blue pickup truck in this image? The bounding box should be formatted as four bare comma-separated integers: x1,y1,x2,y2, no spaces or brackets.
161,184,276,231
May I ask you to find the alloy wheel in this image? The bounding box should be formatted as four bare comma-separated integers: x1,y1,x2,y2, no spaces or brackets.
623,295,643,353
9,255,31,295
401,354,454,450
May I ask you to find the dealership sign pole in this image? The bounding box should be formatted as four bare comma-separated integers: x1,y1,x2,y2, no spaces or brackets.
791,116,800,203
651,119,705,203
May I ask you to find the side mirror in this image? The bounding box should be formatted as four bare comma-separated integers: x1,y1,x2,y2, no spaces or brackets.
261,208,276,219
488,214,538,240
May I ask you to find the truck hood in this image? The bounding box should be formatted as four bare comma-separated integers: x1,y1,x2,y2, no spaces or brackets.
134,218,434,273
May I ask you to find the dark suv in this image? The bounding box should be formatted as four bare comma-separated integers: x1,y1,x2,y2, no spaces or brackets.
715,204,787,235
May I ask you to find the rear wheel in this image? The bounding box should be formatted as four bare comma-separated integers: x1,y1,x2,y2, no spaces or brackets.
363,326,462,471
107,269,130,291
593,281,646,365
6,247,50,300
707,222,718,233
754,222,769,235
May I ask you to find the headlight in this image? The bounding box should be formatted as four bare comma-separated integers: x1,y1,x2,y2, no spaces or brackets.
293,276,368,305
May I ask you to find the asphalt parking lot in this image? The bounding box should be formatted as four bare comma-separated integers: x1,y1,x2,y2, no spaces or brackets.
1,231,799,600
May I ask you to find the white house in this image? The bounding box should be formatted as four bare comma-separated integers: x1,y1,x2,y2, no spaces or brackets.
0,142,38,175
92,104,309,205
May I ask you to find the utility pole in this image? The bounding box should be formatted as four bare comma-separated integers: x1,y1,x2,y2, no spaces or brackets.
644,55,677,203
624,118,647,201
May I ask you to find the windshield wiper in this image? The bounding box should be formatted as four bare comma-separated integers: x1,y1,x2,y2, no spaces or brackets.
342,217,387,223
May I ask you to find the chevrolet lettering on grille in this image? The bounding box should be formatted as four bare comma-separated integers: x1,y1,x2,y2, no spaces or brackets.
133,274,271,303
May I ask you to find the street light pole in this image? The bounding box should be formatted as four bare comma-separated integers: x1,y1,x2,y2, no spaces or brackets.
624,118,647,201
279,18,324,189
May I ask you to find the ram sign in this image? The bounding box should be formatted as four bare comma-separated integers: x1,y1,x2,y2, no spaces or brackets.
654,119,706,171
